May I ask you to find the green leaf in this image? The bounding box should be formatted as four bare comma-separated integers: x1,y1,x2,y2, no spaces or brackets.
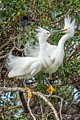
16,35,21,41
50,11,56,20
0,18,3,24
18,41,22,48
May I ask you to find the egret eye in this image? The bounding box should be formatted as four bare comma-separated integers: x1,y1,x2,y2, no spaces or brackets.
46,32,50,34
64,28,67,32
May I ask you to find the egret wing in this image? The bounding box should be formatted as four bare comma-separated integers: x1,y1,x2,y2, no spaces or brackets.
6,53,36,70
24,42,57,57
6,53,39,78
46,43,57,56
24,42,39,57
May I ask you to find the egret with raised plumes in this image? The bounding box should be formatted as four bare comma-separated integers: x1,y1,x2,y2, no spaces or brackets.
6,16,75,79
25,16,75,75
6,27,61,79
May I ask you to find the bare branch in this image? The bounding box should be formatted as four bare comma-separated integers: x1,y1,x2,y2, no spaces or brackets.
0,37,13,50
67,45,80,61
27,98,36,120
0,54,7,59
46,112,54,120
0,87,24,93
0,105,22,113
40,105,44,120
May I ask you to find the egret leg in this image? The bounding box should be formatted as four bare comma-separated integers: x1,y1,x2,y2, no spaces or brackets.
23,79,27,88
44,73,51,86
44,73,55,95
22,79,33,99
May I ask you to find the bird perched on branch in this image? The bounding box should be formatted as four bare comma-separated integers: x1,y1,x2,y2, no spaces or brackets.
6,27,61,79
25,16,75,74
46,16,75,74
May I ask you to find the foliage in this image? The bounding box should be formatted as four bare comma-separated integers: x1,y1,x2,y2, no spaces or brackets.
0,0,80,120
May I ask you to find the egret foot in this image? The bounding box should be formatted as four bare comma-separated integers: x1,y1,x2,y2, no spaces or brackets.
22,80,33,99
21,86,33,99
47,85,55,95
24,87,33,99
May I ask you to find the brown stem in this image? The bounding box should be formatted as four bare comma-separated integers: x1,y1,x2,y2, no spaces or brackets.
19,92,28,113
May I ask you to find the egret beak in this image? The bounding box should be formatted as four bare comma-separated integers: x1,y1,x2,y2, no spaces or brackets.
50,29,67,35
50,29,65,34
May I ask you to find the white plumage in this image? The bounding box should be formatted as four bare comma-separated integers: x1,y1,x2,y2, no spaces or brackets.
6,16,75,79
6,54,40,79
25,16,76,74
45,16,75,74
6,27,54,79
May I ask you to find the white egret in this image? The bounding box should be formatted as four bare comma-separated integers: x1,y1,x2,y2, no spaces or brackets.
46,16,75,74
25,16,75,74
6,27,61,79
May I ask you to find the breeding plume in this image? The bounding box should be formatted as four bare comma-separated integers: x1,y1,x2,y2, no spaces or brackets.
6,27,60,79
25,16,75,74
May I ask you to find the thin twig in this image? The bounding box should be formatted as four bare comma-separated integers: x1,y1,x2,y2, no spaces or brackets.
0,54,7,59
15,46,23,52
0,87,25,93
0,37,13,50
60,98,63,120
46,112,54,120
0,105,22,113
40,105,44,120
27,98,36,120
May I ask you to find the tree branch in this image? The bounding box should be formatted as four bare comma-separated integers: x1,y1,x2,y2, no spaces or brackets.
0,87,60,120
19,92,29,113
27,98,36,120
0,87,24,93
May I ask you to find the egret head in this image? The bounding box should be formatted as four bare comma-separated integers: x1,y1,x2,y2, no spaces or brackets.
36,27,51,41
63,16,75,36
36,27,63,42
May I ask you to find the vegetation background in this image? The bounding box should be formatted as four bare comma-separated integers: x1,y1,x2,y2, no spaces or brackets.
0,0,80,120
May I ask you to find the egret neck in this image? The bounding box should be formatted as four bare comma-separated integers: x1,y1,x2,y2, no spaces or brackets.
56,33,72,63
58,33,71,49
38,37,47,57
